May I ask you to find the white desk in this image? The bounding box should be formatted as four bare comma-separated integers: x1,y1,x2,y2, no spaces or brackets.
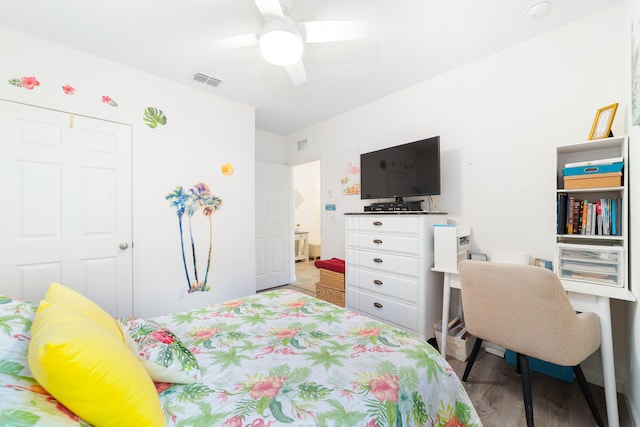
433,268,635,427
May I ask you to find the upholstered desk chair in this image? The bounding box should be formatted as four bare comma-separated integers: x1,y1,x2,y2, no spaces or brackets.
457,260,604,427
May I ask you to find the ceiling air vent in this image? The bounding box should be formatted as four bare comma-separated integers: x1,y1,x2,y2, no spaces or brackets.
193,72,222,87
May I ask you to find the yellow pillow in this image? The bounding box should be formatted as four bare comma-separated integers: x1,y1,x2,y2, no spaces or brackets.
28,301,165,427
44,282,123,341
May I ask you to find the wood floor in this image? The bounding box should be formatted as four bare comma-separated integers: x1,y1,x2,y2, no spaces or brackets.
277,261,634,427
446,350,632,427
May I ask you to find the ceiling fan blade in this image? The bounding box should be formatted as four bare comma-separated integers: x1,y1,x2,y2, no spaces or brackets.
254,0,284,19
301,20,368,43
286,60,307,85
210,33,258,50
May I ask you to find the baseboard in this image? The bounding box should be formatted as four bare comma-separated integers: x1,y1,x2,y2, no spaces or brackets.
582,366,624,391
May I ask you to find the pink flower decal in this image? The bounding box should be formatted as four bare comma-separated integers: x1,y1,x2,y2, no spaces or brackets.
275,328,300,339
190,327,219,342
369,374,399,402
443,417,465,427
8,76,40,90
288,300,306,309
247,419,274,427
149,330,175,344
249,376,284,399
101,95,118,107
358,327,381,337
154,382,171,394
62,85,75,95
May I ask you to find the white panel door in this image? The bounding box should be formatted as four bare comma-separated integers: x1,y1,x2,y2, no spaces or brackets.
255,162,291,291
0,101,133,316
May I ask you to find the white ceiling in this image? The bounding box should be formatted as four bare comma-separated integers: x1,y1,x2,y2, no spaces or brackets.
0,0,621,136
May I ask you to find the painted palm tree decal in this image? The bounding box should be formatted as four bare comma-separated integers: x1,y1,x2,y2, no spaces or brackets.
166,186,193,292
167,183,222,293
191,183,223,288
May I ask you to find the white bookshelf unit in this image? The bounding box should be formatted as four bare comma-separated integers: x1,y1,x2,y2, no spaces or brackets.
555,135,633,301
554,135,635,427
345,212,447,340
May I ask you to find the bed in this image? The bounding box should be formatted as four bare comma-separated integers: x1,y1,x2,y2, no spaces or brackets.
0,288,481,426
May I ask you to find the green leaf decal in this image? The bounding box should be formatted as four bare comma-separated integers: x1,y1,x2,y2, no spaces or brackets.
143,106,168,128
269,398,294,423
0,409,40,426
0,360,25,376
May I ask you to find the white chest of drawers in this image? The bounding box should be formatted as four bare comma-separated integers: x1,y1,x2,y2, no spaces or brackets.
345,212,447,340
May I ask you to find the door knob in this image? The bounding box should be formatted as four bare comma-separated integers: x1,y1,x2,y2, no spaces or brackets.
119,242,129,250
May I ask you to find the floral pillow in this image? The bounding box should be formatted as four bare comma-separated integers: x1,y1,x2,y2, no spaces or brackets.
118,318,201,384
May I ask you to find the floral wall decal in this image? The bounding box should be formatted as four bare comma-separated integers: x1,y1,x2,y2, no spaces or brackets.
166,183,222,293
8,76,40,90
62,85,76,95
221,163,234,176
143,106,167,128
102,95,118,107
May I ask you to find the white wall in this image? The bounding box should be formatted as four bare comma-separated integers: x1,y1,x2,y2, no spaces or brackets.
256,129,287,164
285,4,634,394
0,25,257,318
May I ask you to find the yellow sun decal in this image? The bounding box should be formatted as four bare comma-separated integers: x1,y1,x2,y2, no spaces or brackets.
221,163,234,176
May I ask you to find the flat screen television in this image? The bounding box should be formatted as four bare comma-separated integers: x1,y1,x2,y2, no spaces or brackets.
360,136,440,202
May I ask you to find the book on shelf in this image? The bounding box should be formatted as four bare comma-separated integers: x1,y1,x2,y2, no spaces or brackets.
567,196,574,234
572,199,581,234
557,194,567,234
557,195,622,236
564,157,623,168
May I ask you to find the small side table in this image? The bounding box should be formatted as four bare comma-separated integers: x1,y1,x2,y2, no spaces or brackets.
294,231,309,262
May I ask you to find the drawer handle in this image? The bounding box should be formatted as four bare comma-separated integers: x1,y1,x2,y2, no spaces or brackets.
373,221,383,226
373,258,383,263
373,302,383,309
373,279,383,286
373,239,383,244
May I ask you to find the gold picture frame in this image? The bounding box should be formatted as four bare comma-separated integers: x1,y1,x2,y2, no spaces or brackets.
588,103,618,140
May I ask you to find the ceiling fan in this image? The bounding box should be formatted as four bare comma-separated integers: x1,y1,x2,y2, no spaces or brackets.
211,0,368,85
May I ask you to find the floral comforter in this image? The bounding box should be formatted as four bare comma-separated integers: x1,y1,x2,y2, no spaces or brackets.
0,289,481,426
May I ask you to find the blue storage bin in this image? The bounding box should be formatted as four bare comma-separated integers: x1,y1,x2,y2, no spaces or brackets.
505,350,574,382
562,162,623,177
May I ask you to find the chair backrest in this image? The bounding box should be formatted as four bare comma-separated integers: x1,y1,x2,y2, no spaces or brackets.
458,260,601,366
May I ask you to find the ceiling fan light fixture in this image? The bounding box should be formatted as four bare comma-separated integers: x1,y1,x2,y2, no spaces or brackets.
259,29,303,66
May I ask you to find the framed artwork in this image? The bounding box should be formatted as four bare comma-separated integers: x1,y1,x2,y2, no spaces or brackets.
340,149,361,195
588,103,618,140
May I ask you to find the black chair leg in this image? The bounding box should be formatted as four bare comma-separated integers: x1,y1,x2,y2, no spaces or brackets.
462,337,483,382
518,353,534,427
572,365,605,427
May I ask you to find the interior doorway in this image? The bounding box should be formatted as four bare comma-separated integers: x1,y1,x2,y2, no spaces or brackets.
291,160,321,294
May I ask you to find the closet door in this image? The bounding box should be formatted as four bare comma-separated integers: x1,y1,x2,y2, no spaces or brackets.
0,100,133,317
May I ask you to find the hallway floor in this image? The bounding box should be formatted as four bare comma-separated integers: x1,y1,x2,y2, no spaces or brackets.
288,260,318,296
